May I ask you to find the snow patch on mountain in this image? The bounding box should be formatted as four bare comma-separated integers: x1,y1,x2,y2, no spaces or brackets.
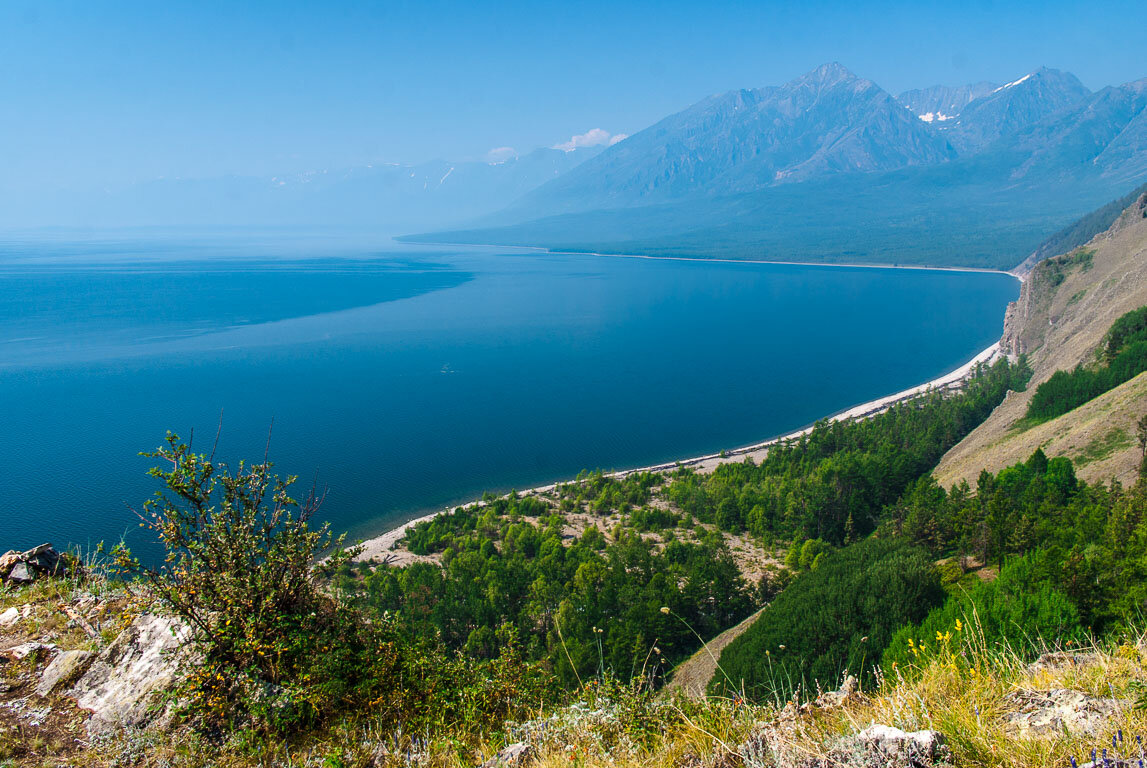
919,111,955,123
994,73,1034,93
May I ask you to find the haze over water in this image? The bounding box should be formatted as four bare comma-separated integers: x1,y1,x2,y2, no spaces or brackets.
0,236,1018,560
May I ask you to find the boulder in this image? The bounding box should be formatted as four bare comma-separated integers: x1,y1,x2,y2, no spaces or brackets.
0,543,65,584
853,726,948,762
740,722,950,768
67,613,192,734
22,543,62,575
36,649,95,697
7,562,34,584
480,742,534,768
0,550,20,576
1,641,58,662
0,606,20,627
1026,651,1102,674
1004,688,1125,736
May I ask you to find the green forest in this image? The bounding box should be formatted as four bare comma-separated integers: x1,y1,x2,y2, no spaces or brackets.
338,358,1029,694
1027,305,1147,421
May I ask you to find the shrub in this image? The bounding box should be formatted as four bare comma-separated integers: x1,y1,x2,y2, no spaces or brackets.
883,551,1085,671
115,432,559,735
709,538,943,700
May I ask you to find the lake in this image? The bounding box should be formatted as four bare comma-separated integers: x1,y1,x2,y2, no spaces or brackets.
0,234,1019,560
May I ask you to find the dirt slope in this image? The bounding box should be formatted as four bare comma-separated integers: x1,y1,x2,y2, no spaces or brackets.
935,191,1147,488
664,607,765,699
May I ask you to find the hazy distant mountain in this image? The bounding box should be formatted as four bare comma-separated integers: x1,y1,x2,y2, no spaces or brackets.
1004,77,1147,184
2,145,604,231
410,64,1147,270
944,67,1092,153
495,63,956,217
897,82,998,124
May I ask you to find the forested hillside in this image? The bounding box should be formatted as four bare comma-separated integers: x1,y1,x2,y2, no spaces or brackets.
936,189,1147,487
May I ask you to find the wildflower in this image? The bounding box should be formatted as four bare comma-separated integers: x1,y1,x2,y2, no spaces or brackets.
660,607,670,615
955,619,963,632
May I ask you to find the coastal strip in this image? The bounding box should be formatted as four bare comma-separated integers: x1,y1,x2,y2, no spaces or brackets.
353,341,1005,563
402,240,1027,283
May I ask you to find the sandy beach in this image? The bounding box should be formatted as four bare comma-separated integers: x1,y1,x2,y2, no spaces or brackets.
353,341,1005,563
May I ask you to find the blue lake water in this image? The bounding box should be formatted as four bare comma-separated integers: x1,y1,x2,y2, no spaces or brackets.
0,235,1019,560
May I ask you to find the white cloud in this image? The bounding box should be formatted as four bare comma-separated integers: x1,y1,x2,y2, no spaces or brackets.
486,146,517,163
608,133,628,145
553,128,622,152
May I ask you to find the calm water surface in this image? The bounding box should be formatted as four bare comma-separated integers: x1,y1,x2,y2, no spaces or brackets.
0,235,1019,560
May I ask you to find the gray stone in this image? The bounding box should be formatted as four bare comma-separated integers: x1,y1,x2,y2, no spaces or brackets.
36,649,95,697
0,606,19,627
741,722,950,768
1004,688,1125,736
855,726,947,758
7,562,34,584
1,642,57,662
67,613,192,734
480,742,534,768
21,543,62,575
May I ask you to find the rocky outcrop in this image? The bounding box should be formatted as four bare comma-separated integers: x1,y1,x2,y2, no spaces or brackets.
936,189,1147,489
36,650,95,697
741,721,951,768
1003,688,1126,736
66,613,191,734
734,677,946,768
0,543,64,584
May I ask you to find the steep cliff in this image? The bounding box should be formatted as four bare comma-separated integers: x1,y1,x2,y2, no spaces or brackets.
935,191,1147,487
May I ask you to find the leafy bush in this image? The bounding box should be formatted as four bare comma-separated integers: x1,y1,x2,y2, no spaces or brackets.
883,551,1085,672
113,433,361,720
116,433,558,735
709,538,943,700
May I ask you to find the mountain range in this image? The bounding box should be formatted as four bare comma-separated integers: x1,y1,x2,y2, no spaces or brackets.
11,62,1147,271
0,145,605,232
411,63,1147,270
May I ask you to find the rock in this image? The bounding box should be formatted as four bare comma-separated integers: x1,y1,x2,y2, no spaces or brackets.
814,674,864,709
67,613,192,734
7,562,34,584
0,543,65,584
480,742,534,768
1004,688,1125,736
1,641,58,662
854,726,948,759
0,550,20,577
36,649,95,697
1026,651,1102,674
0,606,19,627
21,543,62,575
741,722,950,768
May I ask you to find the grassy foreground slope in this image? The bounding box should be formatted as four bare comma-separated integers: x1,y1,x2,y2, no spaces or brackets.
935,190,1147,488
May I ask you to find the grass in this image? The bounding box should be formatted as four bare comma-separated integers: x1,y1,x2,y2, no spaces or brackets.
8,563,1147,767
1074,427,1133,467
42,614,1147,767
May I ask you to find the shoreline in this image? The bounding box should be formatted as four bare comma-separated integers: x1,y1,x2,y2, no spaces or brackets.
353,340,1005,563
398,239,1027,283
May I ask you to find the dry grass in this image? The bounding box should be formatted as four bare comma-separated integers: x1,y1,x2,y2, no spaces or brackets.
936,198,1147,489
47,621,1145,768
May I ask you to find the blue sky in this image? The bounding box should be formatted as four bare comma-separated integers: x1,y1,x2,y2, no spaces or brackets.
1,0,1143,191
